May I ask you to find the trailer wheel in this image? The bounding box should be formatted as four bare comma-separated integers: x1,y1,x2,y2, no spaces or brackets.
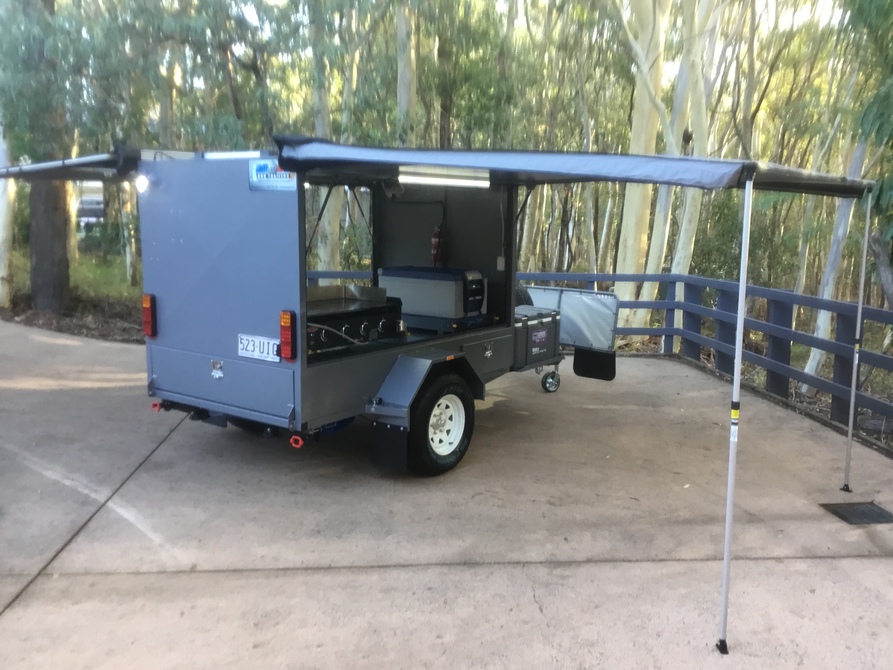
408,373,475,476
541,371,560,393
515,283,534,307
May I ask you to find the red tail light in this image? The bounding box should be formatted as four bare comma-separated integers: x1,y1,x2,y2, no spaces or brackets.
280,310,296,361
142,294,157,338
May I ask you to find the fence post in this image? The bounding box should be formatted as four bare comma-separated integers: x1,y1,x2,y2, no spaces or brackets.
832,311,857,425
681,283,702,361
663,281,677,355
765,296,794,399
715,289,737,375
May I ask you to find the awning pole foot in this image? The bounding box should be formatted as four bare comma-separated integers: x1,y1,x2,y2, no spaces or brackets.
840,484,852,493
716,639,729,655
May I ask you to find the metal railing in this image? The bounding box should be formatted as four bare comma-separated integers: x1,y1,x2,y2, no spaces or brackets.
309,270,893,426
518,272,893,425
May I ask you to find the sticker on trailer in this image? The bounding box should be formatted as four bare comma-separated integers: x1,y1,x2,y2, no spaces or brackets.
248,159,297,191
238,334,280,362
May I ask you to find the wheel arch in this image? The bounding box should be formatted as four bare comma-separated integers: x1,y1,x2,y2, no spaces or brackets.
429,357,485,400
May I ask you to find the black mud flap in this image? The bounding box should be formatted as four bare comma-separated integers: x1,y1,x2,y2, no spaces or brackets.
573,348,616,381
372,420,408,470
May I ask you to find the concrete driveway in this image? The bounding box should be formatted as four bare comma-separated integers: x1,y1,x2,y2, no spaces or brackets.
0,319,891,669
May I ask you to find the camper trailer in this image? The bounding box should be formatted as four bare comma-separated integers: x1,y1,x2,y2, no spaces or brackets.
1,142,620,475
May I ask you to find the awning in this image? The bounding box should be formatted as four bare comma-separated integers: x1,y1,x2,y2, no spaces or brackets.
0,147,200,183
275,136,873,199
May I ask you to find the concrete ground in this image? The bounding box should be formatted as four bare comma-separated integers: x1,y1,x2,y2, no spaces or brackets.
0,319,891,669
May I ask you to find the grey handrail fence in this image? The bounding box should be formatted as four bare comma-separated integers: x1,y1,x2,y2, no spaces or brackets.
309,270,893,425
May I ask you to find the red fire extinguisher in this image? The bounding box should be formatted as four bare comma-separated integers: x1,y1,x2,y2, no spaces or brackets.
431,225,443,266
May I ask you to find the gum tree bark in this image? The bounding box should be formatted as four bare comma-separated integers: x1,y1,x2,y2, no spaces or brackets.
800,139,868,394
309,0,344,282
0,129,13,308
396,0,415,147
612,0,671,326
30,180,70,312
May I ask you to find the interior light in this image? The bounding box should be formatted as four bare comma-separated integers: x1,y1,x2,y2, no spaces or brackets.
134,174,150,194
399,174,491,188
399,166,490,189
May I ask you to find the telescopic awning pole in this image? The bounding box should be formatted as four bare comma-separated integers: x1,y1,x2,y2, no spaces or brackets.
716,177,754,655
842,192,873,493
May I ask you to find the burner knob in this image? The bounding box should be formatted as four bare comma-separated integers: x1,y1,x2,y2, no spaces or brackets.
360,321,370,336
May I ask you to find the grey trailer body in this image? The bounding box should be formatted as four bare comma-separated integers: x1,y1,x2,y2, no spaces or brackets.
134,149,617,473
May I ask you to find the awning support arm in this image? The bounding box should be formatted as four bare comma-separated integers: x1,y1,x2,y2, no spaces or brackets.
716,177,755,655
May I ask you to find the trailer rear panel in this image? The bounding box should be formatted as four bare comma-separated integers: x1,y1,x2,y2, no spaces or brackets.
139,157,302,428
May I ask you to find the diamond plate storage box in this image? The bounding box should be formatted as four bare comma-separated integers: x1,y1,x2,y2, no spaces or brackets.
513,306,561,370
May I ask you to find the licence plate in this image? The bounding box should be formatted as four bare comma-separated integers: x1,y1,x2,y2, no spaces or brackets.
238,334,280,362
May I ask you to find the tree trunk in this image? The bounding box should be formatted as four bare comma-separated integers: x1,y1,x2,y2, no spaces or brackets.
0,129,13,308
522,187,546,273
21,0,71,313
66,181,79,264
669,0,713,280
121,183,139,286
614,0,670,325
309,0,342,281
498,0,517,147
30,180,70,312
868,231,893,308
800,139,868,393
598,185,615,274
437,21,454,149
396,1,415,147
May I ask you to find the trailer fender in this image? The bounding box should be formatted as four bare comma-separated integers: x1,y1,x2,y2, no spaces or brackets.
367,352,483,470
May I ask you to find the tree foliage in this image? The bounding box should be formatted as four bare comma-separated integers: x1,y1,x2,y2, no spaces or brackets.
0,0,891,311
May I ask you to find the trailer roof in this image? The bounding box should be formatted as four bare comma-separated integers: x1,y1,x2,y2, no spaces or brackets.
275,136,872,199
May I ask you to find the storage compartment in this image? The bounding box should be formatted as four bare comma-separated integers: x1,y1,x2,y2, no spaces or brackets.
512,306,561,370
378,266,487,319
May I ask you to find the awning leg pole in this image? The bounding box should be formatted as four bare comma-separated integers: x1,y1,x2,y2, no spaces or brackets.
717,178,754,655
842,194,872,493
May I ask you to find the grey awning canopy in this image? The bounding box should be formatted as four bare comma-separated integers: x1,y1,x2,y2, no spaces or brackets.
275,136,872,199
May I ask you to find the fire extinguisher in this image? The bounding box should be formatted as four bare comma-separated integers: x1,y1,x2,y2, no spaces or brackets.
431,224,443,266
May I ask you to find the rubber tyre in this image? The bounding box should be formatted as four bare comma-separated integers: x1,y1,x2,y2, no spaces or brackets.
515,283,534,307
541,371,560,393
408,373,475,476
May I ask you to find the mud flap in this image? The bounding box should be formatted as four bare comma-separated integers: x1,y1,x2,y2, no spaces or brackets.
372,421,408,470
573,348,616,381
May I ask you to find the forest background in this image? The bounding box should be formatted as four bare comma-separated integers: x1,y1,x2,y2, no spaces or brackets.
0,0,892,365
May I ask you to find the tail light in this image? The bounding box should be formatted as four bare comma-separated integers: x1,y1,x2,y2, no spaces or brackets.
280,310,296,361
142,294,157,338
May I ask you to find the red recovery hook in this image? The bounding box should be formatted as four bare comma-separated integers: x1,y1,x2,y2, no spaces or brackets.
150,401,163,413
289,435,305,449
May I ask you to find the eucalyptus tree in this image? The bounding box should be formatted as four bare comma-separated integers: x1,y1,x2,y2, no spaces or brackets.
800,0,892,387
0,0,75,313
0,127,12,308
610,0,671,324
